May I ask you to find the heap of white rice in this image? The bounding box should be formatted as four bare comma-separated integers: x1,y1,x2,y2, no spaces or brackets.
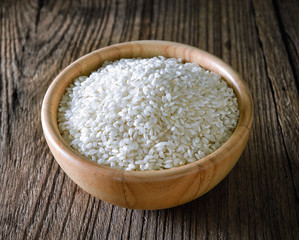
58,56,239,171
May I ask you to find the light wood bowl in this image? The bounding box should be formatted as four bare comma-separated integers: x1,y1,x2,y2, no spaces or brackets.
41,41,253,210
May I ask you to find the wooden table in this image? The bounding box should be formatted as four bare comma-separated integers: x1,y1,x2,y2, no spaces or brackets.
1,0,298,239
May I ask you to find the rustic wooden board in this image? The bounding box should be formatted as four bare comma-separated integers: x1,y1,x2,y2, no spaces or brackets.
1,0,298,239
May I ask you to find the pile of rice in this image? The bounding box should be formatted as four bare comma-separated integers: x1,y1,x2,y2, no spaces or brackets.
58,56,239,171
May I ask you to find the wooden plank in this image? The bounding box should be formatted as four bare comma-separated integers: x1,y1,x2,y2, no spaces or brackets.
1,0,298,239
252,0,299,199
274,0,299,88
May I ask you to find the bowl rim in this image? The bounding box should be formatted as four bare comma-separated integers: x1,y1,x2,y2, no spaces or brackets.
41,40,253,180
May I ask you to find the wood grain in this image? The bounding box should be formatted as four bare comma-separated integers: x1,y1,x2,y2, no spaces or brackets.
1,0,298,239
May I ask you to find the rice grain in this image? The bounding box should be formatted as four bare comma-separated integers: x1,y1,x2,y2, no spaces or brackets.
58,56,239,171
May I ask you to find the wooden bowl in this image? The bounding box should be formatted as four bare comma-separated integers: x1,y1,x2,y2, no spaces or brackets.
41,40,253,210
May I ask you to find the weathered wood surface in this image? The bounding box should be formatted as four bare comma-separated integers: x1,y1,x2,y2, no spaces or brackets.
1,0,298,239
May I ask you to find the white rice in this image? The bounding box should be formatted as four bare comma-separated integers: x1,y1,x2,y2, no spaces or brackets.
58,56,239,171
